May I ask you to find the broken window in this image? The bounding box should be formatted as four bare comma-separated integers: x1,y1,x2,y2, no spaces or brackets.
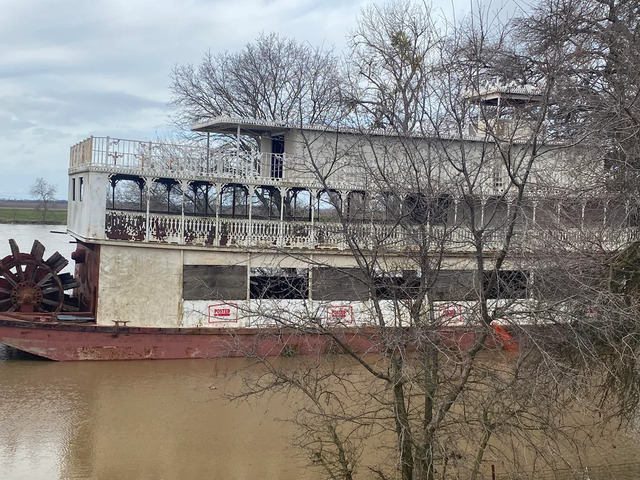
250,268,308,299
374,271,422,300
183,265,247,300
484,270,528,300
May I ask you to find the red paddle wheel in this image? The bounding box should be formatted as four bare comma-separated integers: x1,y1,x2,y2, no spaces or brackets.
0,239,78,313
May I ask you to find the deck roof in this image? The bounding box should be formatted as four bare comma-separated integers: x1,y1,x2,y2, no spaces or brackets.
192,117,294,136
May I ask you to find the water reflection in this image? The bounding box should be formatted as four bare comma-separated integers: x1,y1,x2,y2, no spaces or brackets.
0,346,314,480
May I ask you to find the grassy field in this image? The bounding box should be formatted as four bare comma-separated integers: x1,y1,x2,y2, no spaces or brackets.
0,207,67,224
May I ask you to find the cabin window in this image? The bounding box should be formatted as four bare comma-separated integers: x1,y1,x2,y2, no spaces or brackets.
250,268,308,299
270,135,284,179
429,270,476,301
374,271,422,300
79,177,84,202
72,178,76,201
183,265,247,300
493,163,505,190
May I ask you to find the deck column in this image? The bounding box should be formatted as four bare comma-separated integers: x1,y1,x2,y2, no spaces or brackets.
310,189,318,248
144,178,151,242
247,185,254,248
214,184,220,246
180,180,188,245
278,186,285,248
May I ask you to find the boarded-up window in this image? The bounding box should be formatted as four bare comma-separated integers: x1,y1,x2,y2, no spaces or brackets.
430,270,477,301
312,267,369,301
183,265,247,300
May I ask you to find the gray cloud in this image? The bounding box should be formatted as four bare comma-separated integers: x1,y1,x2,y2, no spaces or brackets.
0,0,475,199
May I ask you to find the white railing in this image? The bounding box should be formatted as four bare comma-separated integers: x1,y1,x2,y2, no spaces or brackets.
148,213,183,244
70,137,323,184
70,137,208,172
184,216,217,245
104,209,640,252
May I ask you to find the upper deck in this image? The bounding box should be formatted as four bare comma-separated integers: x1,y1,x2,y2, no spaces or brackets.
66,117,638,255
69,135,360,190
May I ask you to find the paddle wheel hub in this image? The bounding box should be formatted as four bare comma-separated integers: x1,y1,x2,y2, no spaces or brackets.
10,281,44,311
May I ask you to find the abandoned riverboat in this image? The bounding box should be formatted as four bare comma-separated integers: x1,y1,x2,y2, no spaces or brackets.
0,85,636,360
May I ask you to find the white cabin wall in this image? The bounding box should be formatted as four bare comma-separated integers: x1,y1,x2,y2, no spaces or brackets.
284,127,600,196
96,245,182,327
531,145,603,191
67,171,108,241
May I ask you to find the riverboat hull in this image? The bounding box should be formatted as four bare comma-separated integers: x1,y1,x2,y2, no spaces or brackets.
0,313,385,361
0,313,517,361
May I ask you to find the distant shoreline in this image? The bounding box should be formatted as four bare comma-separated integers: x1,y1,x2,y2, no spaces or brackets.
0,219,67,225
0,204,67,225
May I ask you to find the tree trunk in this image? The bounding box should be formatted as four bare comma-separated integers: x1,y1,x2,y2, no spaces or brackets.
391,350,414,480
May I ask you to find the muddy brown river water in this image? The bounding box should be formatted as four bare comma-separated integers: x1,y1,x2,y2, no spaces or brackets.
0,348,316,479
0,226,316,479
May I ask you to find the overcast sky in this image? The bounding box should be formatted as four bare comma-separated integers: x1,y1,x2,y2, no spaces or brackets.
0,0,484,200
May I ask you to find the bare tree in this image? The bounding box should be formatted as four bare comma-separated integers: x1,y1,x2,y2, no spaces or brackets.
30,177,57,223
516,0,640,193
171,3,640,479
170,32,345,130
344,0,442,133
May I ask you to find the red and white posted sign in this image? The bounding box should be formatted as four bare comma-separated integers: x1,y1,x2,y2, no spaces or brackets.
208,303,239,323
438,304,464,323
325,305,355,325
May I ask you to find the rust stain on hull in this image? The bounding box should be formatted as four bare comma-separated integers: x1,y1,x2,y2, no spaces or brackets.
0,313,518,361
0,314,384,361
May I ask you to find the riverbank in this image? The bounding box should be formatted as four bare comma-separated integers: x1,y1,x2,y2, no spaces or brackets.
0,207,66,225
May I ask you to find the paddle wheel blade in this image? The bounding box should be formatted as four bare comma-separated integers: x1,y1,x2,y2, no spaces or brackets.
0,239,79,313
